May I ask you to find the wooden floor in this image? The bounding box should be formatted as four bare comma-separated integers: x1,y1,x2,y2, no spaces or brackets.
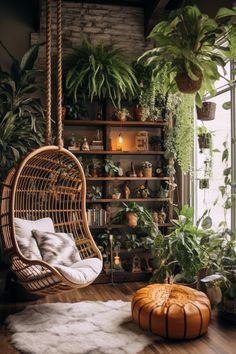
0,282,235,354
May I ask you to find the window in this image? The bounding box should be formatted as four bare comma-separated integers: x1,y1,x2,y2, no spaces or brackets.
194,62,233,229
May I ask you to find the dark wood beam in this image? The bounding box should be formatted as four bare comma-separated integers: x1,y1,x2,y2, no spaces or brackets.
144,0,171,36
63,0,144,7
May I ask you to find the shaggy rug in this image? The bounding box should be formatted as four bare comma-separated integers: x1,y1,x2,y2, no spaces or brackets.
6,300,154,354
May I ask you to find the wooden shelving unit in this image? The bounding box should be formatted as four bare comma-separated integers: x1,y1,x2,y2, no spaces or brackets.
68,150,165,155
64,119,168,127
64,113,174,284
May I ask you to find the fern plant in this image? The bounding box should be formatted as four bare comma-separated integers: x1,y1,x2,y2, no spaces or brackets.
64,37,137,106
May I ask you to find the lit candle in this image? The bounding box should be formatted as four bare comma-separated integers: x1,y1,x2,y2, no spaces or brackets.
117,133,123,151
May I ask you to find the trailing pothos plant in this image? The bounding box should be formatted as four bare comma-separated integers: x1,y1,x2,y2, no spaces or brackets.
64,36,137,107
0,41,45,169
139,5,236,107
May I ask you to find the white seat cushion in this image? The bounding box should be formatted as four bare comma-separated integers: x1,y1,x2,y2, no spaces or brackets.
32,230,81,266
14,217,55,260
54,258,103,285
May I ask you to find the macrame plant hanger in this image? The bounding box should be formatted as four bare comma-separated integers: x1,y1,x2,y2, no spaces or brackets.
0,0,102,296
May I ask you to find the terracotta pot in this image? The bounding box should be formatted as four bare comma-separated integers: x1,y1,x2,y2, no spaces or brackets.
143,167,152,177
126,212,138,227
175,70,203,94
197,102,216,121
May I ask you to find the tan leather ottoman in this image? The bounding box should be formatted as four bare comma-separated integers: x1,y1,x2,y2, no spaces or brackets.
132,284,211,339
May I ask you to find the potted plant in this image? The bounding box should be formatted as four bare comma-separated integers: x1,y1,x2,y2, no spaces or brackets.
112,187,121,200
199,178,210,190
197,126,212,152
104,159,119,177
151,205,207,287
113,108,131,122
139,5,236,106
112,202,154,228
64,36,137,107
201,230,236,321
141,161,152,177
90,158,102,178
197,102,217,121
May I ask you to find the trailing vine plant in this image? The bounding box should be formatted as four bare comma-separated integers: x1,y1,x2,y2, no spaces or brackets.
175,94,195,173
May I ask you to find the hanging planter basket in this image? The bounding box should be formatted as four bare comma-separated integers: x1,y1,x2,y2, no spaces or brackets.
198,133,211,151
199,178,209,189
175,70,203,94
197,102,216,121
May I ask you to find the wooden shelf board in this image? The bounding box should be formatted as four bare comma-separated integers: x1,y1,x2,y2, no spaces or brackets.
89,223,172,229
69,150,165,155
86,198,170,203
64,119,168,127
86,176,170,181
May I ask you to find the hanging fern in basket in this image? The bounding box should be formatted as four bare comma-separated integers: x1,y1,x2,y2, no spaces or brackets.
64,36,137,107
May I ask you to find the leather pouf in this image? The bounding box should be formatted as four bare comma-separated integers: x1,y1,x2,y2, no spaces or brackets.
132,284,211,339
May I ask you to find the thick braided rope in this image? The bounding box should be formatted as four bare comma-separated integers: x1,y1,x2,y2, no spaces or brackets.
56,0,63,148
46,0,52,145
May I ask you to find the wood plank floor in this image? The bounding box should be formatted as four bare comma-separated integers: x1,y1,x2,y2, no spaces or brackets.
0,282,235,354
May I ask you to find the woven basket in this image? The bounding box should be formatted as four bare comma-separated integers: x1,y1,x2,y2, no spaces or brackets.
197,102,216,121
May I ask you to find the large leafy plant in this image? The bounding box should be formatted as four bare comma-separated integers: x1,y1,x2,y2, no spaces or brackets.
64,37,137,106
139,6,236,106
0,42,45,168
151,205,207,283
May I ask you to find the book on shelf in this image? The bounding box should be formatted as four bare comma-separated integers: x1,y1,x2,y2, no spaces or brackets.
87,208,107,226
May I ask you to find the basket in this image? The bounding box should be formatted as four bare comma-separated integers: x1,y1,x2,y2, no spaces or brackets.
197,102,216,121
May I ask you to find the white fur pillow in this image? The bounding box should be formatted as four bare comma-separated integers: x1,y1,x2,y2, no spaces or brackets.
14,217,55,260
32,230,81,266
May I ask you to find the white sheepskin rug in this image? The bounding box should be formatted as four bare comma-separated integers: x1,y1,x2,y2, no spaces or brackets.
6,300,154,354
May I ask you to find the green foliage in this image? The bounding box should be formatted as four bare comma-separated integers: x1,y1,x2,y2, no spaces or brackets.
0,43,45,169
139,5,236,105
201,230,236,299
151,205,208,283
64,36,137,106
104,159,119,176
175,94,194,173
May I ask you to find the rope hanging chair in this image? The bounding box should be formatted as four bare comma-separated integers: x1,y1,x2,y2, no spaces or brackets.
0,0,102,296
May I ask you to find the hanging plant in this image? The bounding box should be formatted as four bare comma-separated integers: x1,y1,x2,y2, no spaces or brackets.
175,94,195,174
64,36,137,107
138,5,236,107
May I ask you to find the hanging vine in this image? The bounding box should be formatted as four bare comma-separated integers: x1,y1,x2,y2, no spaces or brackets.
175,94,195,174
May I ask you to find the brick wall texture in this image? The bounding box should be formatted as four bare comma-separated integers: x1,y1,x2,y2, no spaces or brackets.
31,1,150,69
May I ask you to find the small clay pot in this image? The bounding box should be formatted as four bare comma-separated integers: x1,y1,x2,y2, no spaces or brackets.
126,212,138,227
143,167,152,177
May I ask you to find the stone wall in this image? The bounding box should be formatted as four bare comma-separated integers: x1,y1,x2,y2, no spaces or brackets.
31,1,150,68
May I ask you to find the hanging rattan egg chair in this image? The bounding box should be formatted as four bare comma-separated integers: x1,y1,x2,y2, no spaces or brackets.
0,0,102,296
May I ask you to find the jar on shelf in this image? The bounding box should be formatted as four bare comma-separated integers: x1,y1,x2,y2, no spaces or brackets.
81,137,90,151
